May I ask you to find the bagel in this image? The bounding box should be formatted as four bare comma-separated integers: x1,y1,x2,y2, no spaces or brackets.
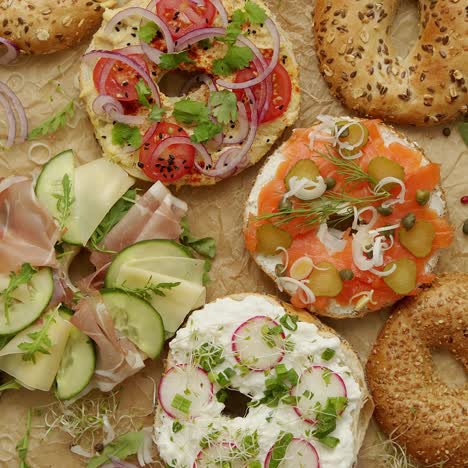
244,115,453,318
154,293,373,468
79,0,300,186
366,273,468,467
313,0,467,126
0,0,106,55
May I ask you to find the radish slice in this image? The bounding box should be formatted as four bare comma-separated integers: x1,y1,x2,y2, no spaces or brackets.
291,366,347,424
265,438,320,468
158,365,213,419
232,316,285,371
194,442,243,468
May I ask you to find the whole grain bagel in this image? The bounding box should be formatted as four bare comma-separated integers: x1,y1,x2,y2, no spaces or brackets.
313,0,468,126
366,273,468,467
0,0,108,55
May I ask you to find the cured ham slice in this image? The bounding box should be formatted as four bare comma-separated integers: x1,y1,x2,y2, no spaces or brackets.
90,181,187,270
71,295,145,392
0,176,59,273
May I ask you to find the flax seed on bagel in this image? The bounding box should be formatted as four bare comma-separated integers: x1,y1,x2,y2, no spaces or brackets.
313,0,467,126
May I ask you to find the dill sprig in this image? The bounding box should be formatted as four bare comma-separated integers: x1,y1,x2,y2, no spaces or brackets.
53,173,74,230
18,313,56,363
118,278,180,302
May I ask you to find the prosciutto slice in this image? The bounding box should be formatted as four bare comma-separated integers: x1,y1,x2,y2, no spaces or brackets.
0,176,59,273
90,181,188,270
71,295,146,392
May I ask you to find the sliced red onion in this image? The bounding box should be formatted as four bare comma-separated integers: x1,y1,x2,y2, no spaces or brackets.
0,81,28,145
0,92,16,148
141,40,163,65
93,95,146,125
175,27,226,51
105,7,175,53
101,457,138,468
181,73,218,95
217,18,280,89
83,50,160,107
226,101,248,144
0,38,19,65
210,0,229,25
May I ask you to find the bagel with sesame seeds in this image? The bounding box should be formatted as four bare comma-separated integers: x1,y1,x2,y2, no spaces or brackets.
0,0,107,55
313,0,467,126
366,273,468,467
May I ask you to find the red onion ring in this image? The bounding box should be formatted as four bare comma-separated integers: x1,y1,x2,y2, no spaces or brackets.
174,27,226,51
141,40,163,65
210,0,229,26
83,50,161,107
225,101,249,144
105,7,175,53
0,92,16,147
217,18,279,90
0,38,19,65
180,73,217,95
93,95,146,125
0,81,28,144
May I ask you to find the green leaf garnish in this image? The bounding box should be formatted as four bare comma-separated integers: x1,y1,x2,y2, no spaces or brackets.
209,90,238,124
312,396,348,443
28,100,75,140
0,263,36,325
117,277,180,302
244,0,267,24
267,432,293,468
171,394,192,414
321,348,336,361
18,312,56,363
193,342,225,371
135,79,151,108
173,99,209,125
148,104,166,122
279,314,298,331
16,408,32,468
159,51,194,70
191,119,223,143
53,173,74,230
212,46,253,76
180,217,217,259
139,21,159,43
172,421,183,433
112,123,142,148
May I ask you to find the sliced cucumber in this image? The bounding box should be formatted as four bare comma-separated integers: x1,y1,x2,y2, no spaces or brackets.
101,289,164,359
105,240,192,288
55,306,96,400
0,268,54,336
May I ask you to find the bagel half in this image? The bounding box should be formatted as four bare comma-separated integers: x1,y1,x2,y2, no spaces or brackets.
79,0,300,186
154,293,374,467
244,116,451,318
366,273,468,467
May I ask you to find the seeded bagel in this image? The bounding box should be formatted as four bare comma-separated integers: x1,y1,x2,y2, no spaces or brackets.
366,273,468,466
313,0,467,126
0,0,106,55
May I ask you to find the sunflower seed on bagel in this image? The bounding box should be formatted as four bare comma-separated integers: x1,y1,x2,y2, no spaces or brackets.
313,0,467,126
366,273,468,467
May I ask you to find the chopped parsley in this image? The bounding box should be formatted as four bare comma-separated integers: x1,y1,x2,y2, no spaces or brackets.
159,51,193,70
212,45,253,76
209,90,238,124
111,123,142,148
135,79,151,108
216,367,236,387
139,21,159,43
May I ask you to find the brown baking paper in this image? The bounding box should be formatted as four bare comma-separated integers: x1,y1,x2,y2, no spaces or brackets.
0,1,467,466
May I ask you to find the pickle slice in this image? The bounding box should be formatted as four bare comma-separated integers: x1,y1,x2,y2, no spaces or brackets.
285,160,320,190
256,224,292,256
307,261,343,297
399,220,435,258
367,157,405,189
383,258,417,295
335,120,369,157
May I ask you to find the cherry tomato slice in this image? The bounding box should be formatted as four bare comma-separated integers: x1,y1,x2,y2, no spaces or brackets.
139,122,195,182
93,53,149,102
156,0,217,40
234,61,292,124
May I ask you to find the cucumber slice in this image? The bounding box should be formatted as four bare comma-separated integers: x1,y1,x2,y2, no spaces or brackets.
0,268,54,336
105,240,192,288
101,289,164,359
56,317,96,400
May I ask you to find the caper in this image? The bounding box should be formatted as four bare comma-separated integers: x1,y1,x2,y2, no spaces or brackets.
278,197,292,212
324,176,336,190
339,269,354,281
275,263,286,276
415,189,430,206
402,212,416,230
463,219,468,235
377,205,393,216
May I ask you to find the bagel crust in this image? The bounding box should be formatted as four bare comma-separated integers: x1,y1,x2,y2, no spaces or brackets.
313,0,467,126
366,273,468,466
0,0,105,55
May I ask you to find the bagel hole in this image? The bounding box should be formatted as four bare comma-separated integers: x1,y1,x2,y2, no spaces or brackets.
158,70,207,97
431,348,467,388
389,0,420,59
220,389,252,418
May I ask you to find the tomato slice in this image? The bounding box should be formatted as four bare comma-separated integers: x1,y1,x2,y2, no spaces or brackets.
93,53,149,102
139,122,195,182
234,61,292,124
156,0,217,40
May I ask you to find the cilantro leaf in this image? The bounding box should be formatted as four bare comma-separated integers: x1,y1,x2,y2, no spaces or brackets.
18,313,56,363
244,0,267,24
159,51,193,70
28,100,75,140
180,217,217,259
209,90,238,124
112,123,142,148
191,119,223,143
139,21,159,43
149,105,166,122
212,46,253,76
173,99,209,125
135,79,151,108
16,409,32,468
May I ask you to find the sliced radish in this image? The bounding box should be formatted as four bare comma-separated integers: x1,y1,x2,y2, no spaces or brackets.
232,316,285,371
265,438,320,468
158,364,213,419
291,366,347,424
194,442,243,468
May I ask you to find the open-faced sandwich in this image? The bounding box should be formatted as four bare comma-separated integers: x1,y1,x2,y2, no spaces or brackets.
244,116,453,317
79,0,300,186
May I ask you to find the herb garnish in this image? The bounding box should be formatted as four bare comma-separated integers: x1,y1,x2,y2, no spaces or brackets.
28,100,75,140
53,173,74,230
1,263,36,324
159,51,194,70
209,90,238,124
117,277,180,302
321,348,336,361
139,21,159,43
458,121,468,147
193,342,225,371
112,123,142,148
213,45,254,77
171,394,192,414
267,432,293,468
180,217,217,259
135,79,152,108
312,396,348,447
16,408,32,468
18,313,56,363
148,104,166,122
